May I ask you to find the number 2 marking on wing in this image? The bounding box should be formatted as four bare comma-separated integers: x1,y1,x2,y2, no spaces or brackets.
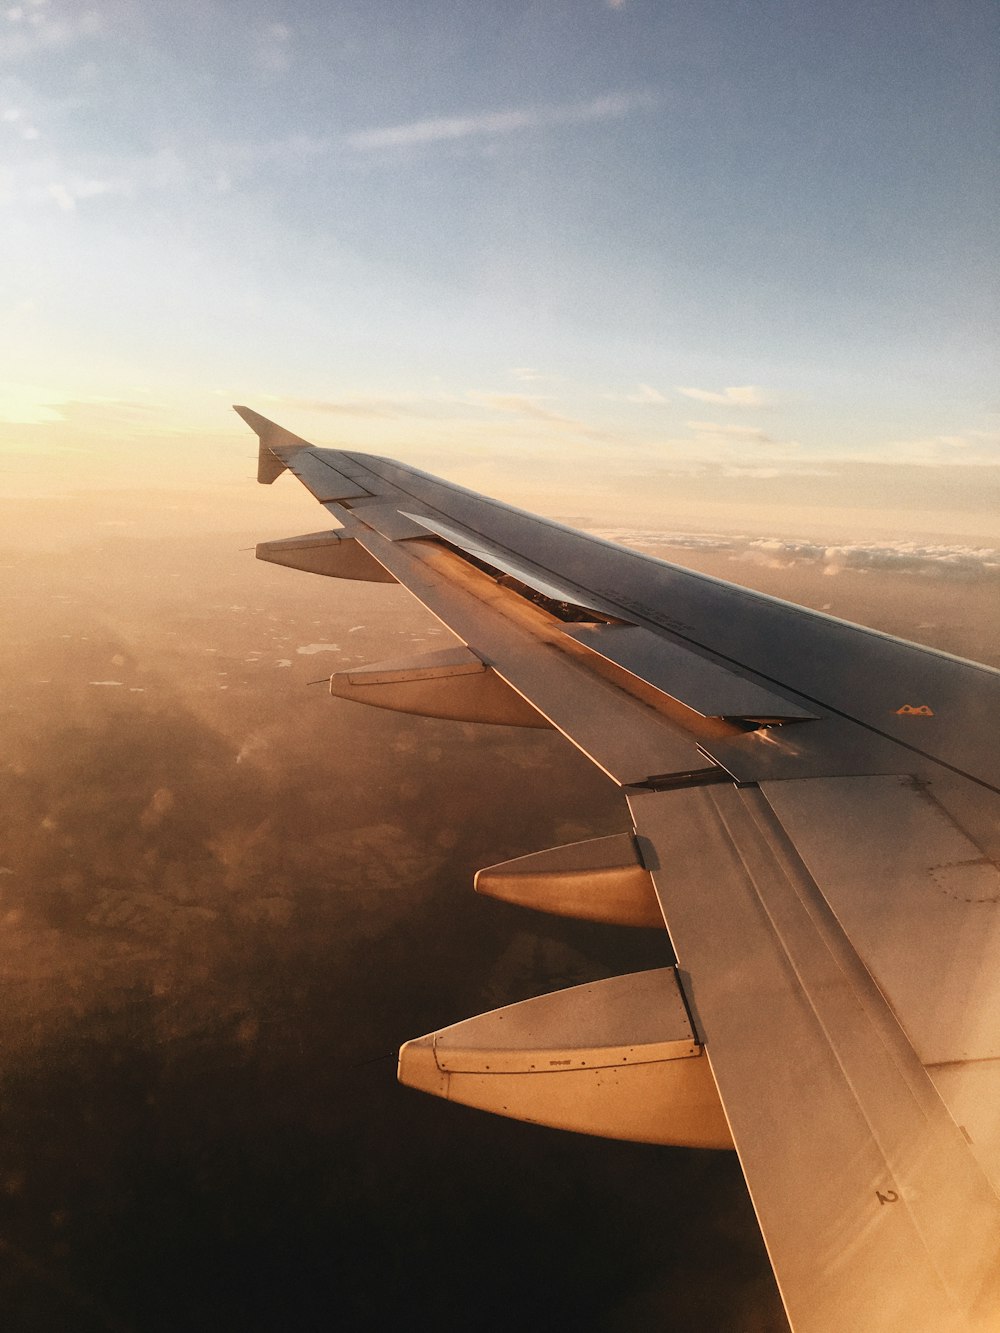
876,1189,899,1205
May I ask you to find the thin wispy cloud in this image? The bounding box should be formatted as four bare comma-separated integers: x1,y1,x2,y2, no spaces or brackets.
276,394,459,421
470,392,612,443
8,86,650,211
627,383,667,404
677,385,769,407
474,393,585,429
345,91,652,152
687,420,773,443
863,432,1000,468
277,397,406,420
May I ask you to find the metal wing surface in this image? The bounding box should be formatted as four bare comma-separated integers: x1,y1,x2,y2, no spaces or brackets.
239,407,1000,1332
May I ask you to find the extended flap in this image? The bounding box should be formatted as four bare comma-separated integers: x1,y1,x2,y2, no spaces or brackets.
399,512,625,619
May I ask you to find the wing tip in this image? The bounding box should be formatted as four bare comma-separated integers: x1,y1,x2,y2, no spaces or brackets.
234,405,309,484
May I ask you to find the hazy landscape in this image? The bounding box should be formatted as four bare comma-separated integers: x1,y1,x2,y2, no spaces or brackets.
1,482,997,1331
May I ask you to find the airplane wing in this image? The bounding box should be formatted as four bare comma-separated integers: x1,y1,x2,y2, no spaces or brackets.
238,406,1000,1332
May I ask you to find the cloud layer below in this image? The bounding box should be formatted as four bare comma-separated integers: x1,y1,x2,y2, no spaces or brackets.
595,529,1000,582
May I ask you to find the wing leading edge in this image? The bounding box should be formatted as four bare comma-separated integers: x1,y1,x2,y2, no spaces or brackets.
240,408,1000,1331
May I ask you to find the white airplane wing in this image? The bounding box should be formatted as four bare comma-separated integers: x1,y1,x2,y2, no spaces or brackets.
238,407,1000,1332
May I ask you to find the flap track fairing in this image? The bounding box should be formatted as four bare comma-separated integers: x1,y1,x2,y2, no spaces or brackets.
328,646,551,728
475,833,662,927
256,531,397,583
398,968,732,1148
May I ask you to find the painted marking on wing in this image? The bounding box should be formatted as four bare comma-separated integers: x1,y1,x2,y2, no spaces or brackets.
894,704,935,716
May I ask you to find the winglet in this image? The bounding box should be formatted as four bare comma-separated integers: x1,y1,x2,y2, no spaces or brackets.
234,405,311,485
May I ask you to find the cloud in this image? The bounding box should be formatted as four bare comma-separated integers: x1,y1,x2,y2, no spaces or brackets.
274,393,465,422
871,432,1000,467
1,138,172,212
677,385,769,407
254,20,293,74
3,87,648,213
667,421,999,471
473,393,587,430
628,383,667,404
1,104,38,137
468,392,614,443
686,420,773,443
277,396,414,420
345,91,652,151
43,174,122,210
716,464,828,479
2,126,335,214
250,386,624,445
602,383,668,405
0,5,101,60
751,536,1000,580
590,529,1000,581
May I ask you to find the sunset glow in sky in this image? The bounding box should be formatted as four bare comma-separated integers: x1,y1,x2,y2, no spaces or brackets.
1,1,997,536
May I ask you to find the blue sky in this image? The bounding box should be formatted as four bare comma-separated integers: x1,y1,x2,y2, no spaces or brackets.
1,0,997,535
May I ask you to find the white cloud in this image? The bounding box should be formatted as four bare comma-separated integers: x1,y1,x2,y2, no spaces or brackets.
345,91,652,151
677,385,768,407
591,530,1000,581
0,6,100,59
36,173,125,210
255,20,293,74
46,180,74,210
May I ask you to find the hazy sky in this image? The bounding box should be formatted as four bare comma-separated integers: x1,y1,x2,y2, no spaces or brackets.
1,1,998,535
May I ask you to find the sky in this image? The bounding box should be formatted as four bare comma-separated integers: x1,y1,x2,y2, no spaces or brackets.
1,0,998,538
